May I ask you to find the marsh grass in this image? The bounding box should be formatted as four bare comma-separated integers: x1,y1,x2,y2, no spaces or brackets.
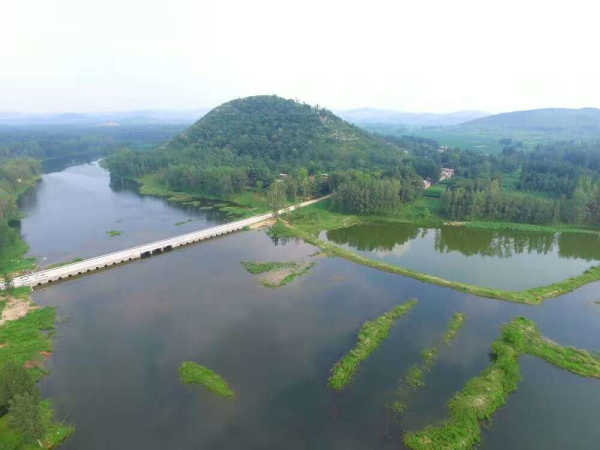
442,313,466,344
404,317,600,449
328,299,418,391
406,365,426,388
179,362,235,399
241,261,297,274
389,314,464,418
275,220,600,305
275,262,315,287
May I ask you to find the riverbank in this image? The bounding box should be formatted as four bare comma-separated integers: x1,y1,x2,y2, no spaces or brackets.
0,289,74,448
272,220,600,305
284,199,600,236
134,173,272,219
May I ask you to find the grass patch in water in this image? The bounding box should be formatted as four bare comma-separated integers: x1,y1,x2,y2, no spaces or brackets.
179,362,235,399
274,220,600,305
274,262,315,288
44,258,83,270
175,219,193,226
404,317,600,449
106,230,121,237
442,313,466,345
241,261,297,274
328,299,418,391
388,314,464,418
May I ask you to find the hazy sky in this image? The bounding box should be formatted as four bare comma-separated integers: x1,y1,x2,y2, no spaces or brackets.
3,0,599,114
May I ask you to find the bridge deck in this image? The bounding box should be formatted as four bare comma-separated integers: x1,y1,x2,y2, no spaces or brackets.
8,195,330,289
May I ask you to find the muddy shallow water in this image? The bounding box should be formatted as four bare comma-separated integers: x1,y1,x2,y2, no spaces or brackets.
19,162,600,449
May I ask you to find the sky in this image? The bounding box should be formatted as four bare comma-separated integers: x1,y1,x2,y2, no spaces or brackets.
3,0,599,114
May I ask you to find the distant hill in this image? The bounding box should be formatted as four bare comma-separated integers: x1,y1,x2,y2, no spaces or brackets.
336,108,489,126
159,95,405,171
459,108,600,134
0,109,207,126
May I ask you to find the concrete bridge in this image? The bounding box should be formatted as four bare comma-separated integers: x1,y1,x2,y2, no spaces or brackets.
6,195,331,289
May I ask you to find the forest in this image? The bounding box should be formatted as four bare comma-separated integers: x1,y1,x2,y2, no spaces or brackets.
0,158,41,264
0,124,185,161
94,97,600,227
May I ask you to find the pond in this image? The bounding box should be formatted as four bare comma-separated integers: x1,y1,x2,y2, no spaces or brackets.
17,162,600,449
321,222,600,290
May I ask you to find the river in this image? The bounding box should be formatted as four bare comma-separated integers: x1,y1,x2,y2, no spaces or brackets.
18,162,600,449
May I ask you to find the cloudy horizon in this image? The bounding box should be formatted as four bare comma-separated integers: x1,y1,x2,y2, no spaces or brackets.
4,0,599,115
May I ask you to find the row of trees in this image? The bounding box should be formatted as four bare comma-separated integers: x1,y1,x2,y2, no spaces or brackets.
441,177,600,225
329,169,424,214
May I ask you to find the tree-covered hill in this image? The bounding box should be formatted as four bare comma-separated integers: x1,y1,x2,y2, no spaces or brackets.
108,96,402,181
154,95,404,173
459,107,600,135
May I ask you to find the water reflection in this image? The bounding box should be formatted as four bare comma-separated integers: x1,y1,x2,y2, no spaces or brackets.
324,223,600,290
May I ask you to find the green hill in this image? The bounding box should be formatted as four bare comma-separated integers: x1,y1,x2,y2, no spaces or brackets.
156,95,404,172
459,107,600,135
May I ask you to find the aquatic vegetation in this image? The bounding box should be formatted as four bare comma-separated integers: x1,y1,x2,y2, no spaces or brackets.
404,317,600,449
389,314,465,417
174,219,193,226
179,362,235,399
241,260,315,288
442,313,466,344
106,230,122,237
405,364,426,388
328,299,418,391
241,261,297,274
276,220,600,305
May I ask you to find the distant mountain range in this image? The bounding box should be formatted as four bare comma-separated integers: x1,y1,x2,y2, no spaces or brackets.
459,107,600,134
0,109,209,126
335,108,490,126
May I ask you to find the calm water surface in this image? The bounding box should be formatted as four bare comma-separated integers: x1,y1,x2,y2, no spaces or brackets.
322,222,600,290
18,163,600,449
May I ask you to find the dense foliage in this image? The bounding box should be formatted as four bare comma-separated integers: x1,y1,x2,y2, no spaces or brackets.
104,96,408,195
0,159,41,258
0,125,185,161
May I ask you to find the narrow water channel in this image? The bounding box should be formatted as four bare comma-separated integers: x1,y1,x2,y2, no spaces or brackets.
19,162,600,449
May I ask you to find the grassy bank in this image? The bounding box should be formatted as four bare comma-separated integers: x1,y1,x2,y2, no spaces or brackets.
0,291,74,448
328,299,417,391
0,400,74,450
273,220,600,305
135,173,271,218
404,317,600,449
286,199,600,237
179,362,235,399
0,239,36,276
